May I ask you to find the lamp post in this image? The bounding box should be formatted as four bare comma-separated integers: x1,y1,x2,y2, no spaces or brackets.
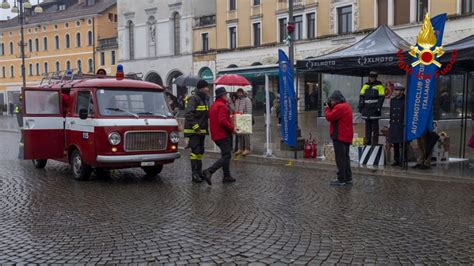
1,0,43,89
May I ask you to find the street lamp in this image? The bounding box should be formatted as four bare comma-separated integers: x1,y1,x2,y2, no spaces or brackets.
1,0,43,89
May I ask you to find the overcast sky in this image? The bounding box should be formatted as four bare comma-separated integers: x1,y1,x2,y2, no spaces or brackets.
0,0,44,20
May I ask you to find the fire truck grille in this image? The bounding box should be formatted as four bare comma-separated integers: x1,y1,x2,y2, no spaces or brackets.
124,131,168,152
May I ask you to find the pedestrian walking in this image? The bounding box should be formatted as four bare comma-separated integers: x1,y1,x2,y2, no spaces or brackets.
234,88,252,156
202,87,236,184
325,90,353,186
358,71,385,145
8,101,14,116
388,83,407,167
183,80,211,184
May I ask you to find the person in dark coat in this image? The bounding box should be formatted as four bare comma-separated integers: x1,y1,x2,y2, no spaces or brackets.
202,87,236,184
325,90,354,186
184,80,211,184
388,83,406,167
358,71,385,145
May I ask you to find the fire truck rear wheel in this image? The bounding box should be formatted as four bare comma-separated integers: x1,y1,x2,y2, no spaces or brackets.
32,159,47,169
142,165,163,176
71,150,92,181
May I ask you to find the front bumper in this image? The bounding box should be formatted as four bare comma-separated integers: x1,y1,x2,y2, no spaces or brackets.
96,152,180,163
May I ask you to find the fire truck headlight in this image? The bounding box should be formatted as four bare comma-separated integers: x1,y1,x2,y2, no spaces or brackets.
170,132,180,144
108,132,121,146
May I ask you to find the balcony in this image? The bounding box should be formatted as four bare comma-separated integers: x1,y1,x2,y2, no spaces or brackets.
277,0,316,11
194,15,216,28
97,37,118,50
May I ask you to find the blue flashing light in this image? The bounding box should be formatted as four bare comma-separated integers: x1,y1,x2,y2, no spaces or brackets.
66,69,73,77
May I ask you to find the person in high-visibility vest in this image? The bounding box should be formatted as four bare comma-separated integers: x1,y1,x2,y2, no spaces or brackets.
183,80,210,184
358,71,385,145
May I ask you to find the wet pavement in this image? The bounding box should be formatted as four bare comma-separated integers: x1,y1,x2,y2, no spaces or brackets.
0,131,474,264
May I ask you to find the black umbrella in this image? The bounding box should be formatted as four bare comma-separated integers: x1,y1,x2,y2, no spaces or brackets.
173,74,203,87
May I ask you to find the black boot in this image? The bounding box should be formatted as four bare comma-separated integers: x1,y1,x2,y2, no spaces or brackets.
191,161,203,183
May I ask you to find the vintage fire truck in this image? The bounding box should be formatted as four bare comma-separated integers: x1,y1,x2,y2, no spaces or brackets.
21,67,180,180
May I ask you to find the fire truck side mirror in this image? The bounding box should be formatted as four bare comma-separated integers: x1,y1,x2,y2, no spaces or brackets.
79,109,88,120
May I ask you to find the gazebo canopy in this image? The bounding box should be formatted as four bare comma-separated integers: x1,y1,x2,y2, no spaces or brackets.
296,25,411,76
442,35,474,71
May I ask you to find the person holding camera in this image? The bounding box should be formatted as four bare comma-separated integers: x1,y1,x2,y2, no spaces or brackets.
325,91,353,186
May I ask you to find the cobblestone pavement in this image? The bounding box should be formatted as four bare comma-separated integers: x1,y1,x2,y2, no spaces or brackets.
0,132,474,264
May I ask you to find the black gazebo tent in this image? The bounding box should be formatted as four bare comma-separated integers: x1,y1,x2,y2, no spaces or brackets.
296,25,411,76
442,35,474,71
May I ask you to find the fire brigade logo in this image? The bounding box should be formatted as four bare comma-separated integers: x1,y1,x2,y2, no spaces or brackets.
409,13,444,67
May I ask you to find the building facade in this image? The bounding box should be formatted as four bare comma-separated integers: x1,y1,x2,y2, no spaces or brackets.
0,0,117,112
117,0,215,103
213,0,474,111
207,0,474,159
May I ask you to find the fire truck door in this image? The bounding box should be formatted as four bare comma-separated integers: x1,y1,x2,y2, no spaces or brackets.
23,89,65,160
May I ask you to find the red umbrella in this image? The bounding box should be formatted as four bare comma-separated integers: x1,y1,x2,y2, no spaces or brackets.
214,74,251,86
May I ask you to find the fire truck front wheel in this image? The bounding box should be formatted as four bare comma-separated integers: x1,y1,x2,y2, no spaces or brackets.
71,150,92,181
32,159,47,169
142,165,163,176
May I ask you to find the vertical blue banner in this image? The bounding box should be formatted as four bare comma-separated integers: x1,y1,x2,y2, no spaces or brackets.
405,14,447,141
278,49,297,147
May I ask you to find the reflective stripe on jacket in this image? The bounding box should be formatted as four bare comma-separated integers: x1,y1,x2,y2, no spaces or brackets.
184,92,209,137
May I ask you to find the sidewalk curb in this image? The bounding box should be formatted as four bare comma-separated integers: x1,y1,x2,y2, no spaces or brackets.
0,129,19,133
197,150,474,185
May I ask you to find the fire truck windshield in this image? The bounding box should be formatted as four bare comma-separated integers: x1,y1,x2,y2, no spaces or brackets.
97,89,172,117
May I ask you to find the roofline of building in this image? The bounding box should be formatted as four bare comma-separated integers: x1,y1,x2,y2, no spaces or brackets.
0,2,116,32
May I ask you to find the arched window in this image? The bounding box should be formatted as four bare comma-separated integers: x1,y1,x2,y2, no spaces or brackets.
9,42,13,54
43,37,48,51
44,62,48,74
66,60,71,70
28,39,32,53
128,20,135,59
77,60,82,71
0,43,4,55
54,35,60,50
87,31,93,46
173,12,180,55
35,63,40,76
88,58,93,73
55,61,60,72
65,34,70,48
35,38,39,51
29,64,33,76
2,66,5,78
10,65,14,77
76,32,81,47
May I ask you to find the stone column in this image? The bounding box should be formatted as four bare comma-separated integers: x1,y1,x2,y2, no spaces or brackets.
410,0,416,23
388,0,394,26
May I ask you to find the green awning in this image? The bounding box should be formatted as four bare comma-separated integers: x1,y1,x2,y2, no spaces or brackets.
218,65,280,78
199,67,214,83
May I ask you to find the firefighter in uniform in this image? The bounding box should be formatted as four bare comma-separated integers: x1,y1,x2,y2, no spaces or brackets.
358,71,385,145
15,94,24,159
184,80,211,184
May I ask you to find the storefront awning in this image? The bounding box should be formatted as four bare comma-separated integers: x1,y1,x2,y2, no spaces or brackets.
296,25,411,76
218,64,280,79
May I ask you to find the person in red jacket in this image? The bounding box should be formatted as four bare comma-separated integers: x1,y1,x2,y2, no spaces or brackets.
325,90,354,186
202,87,236,184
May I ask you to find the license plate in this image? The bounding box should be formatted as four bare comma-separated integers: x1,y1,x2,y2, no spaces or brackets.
141,162,155,166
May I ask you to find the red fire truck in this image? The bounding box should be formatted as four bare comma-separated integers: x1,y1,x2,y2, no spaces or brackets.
22,67,180,180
